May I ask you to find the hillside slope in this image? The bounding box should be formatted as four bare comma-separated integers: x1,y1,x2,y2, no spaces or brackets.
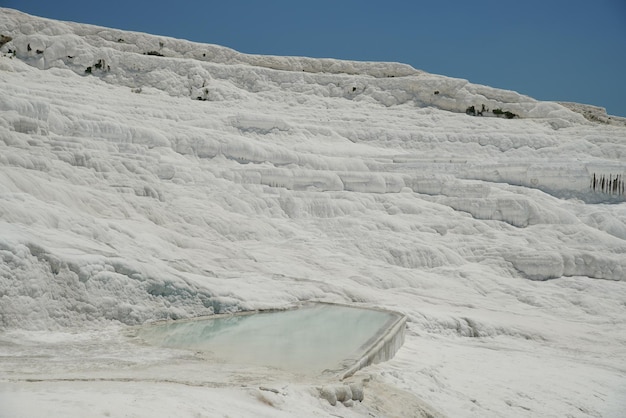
1,8,625,418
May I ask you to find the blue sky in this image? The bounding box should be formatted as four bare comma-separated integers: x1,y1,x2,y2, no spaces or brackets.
5,0,626,117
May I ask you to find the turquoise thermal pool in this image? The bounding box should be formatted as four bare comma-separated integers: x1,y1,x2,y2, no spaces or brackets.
136,303,406,377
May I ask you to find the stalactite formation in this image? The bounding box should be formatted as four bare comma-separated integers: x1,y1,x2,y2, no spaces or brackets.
591,173,625,195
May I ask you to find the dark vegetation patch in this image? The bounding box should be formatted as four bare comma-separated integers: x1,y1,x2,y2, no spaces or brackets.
143,51,164,57
0,34,12,47
466,104,518,119
85,59,110,74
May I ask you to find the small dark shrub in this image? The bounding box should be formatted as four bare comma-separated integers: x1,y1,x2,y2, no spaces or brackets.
493,108,518,119
434,90,440,95
195,87,210,101
144,51,164,57
466,105,476,116
0,34,12,47
85,66,92,74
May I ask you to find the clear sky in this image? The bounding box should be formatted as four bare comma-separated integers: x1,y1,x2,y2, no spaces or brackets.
4,0,626,117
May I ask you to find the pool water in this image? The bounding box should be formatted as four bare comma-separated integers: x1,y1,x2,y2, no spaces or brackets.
136,303,405,376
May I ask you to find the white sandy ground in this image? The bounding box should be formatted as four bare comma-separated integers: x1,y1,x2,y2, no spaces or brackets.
1,8,626,417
